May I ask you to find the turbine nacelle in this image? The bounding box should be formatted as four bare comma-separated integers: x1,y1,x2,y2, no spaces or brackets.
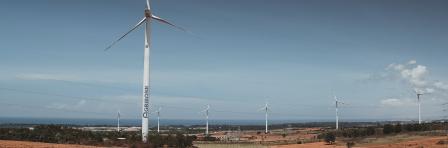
417,93,423,101
144,9,151,18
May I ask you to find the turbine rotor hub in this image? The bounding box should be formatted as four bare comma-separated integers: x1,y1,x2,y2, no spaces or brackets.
144,9,151,18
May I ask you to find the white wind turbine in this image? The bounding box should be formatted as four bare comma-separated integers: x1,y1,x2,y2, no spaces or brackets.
334,96,346,130
201,105,210,135
105,0,186,143
156,107,162,133
258,102,270,134
117,110,121,132
416,93,423,124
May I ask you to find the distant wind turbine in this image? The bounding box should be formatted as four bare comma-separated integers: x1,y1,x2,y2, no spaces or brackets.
258,102,270,134
104,0,186,143
417,93,423,124
156,107,162,133
334,96,346,130
117,110,120,132
201,105,210,135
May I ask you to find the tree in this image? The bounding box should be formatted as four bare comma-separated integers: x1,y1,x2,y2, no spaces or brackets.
383,124,394,134
394,124,402,133
324,133,336,144
366,127,375,136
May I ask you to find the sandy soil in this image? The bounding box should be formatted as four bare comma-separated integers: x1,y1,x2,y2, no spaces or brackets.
0,140,102,148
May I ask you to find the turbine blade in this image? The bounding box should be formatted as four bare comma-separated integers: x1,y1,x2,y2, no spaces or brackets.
201,105,209,112
146,0,150,10
151,15,187,32
104,17,146,51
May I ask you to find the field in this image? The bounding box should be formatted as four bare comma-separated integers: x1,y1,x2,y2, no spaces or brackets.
1,135,448,148
0,140,102,148
356,135,448,148
203,127,322,144
2,122,448,148
196,135,448,148
272,135,448,148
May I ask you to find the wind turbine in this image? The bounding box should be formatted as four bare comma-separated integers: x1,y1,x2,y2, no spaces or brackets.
117,110,120,132
156,107,162,133
334,96,346,130
201,105,210,135
258,102,270,134
417,93,423,124
105,0,186,143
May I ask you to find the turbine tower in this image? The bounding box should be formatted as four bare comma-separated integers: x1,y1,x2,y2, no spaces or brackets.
334,96,346,130
156,107,162,133
105,0,186,143
202,105,210,135
117,110,120,132
258,102,270,134
417,93,423,124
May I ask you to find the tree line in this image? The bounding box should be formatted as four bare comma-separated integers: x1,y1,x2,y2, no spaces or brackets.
0,125,196,148
318,122,448,144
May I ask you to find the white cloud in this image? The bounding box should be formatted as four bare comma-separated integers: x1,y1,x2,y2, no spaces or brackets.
386,60,435,94
408,60,417,65
383,60,448,98
435,81,448,90
400,65,428,87
46,100,87,110
387,63,405,71
380,98,403,106
75,100,86,107
16,73,80,81
380,98,415,107
424,88,435,94
47,103,68,110
105,95,139,102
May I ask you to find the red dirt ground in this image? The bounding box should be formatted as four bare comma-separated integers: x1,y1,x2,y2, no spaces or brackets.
271,136,448,148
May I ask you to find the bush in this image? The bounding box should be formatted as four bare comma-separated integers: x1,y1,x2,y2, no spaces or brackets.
346,141,355,148
366,127,375,135
324,133,336,144
437,140,448,145
383,124,394,134
394,124,402,133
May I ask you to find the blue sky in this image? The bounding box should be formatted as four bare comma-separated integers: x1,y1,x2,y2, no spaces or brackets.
1,0,448,122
